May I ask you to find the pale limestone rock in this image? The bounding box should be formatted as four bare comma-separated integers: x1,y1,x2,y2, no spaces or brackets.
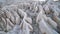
47,17,57,29
39,19,59,34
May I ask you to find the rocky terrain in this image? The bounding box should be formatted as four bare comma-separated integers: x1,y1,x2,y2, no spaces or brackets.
0,0,60,34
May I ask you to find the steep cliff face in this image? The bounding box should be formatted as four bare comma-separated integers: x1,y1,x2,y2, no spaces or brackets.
0,0,60,34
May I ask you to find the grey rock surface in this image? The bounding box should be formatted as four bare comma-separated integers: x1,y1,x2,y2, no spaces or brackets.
0,0,60,34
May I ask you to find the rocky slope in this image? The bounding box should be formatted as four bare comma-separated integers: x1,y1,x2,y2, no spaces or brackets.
0,0,60,34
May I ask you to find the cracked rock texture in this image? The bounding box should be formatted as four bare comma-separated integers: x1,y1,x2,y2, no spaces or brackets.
0,0,60,34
